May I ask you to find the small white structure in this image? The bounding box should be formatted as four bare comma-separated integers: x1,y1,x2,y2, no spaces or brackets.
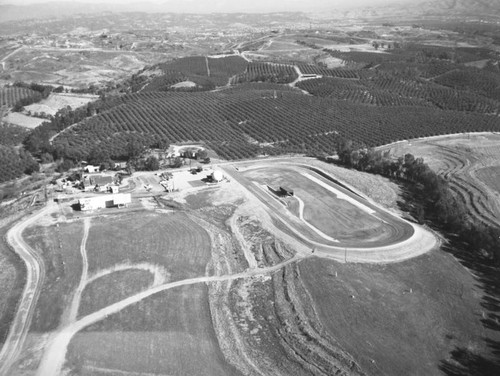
85,165,99,173
79,193,131,211
211,170,224,182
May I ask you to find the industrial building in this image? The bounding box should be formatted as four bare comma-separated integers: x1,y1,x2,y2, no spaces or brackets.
78,193,131,211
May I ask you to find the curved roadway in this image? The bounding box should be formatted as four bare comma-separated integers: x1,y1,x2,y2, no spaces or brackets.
0,203,53,375
223,162,437,263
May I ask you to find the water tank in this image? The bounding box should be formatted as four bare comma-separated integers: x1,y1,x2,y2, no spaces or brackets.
212,170,223,182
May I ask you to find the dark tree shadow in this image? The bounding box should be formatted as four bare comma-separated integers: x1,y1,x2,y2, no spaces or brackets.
439,347,500,376
395,181,500,375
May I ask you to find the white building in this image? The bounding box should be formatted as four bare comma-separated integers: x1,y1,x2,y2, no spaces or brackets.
85,165,100,173
79,193,131,211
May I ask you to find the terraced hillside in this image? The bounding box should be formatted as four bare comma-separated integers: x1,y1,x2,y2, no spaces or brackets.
384,133,500,230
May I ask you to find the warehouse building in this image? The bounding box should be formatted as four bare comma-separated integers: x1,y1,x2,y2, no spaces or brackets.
78,193,131,211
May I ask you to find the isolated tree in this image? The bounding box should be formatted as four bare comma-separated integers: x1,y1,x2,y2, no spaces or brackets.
196,149,208,160
144,156,160,171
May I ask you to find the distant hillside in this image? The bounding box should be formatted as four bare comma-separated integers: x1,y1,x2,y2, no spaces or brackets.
414,0,500,16
4,0,500,24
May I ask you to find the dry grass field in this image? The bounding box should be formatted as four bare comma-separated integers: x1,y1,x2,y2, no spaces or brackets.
23,221,84,332
299,252,491,376
78,269,154,318
66,284,242,376
85,212,211,281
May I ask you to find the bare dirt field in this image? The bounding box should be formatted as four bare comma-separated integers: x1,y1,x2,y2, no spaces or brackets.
3,112,45,129
85,212,211,281
24,93,98,116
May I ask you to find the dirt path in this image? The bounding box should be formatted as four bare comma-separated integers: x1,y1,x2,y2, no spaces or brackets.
205,56,211,77
86,263,169,287
0,46,25,65
229,213,259,269
65,217,91,324
36,254,305,376
288,65,316,94
0,203,55,376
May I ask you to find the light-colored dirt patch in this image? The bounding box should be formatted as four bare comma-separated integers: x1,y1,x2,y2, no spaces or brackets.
171,80,197,88
24,93,98,116
322,43,388,53
108,54,145,71
316,55,345,68
87,262,170,287
2,112,45,129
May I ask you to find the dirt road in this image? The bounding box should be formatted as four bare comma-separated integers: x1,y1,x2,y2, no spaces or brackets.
36,254,305,376
0,203,54,376
65,217,90,324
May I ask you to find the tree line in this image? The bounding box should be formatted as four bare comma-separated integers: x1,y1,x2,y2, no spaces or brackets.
335,140,500,265
11,82,54,112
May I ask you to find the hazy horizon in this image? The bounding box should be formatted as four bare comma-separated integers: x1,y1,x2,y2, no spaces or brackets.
0,0,417,12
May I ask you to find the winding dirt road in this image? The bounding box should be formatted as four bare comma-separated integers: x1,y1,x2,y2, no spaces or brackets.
65,217,90,324
36,254,305,376
0,203,54,376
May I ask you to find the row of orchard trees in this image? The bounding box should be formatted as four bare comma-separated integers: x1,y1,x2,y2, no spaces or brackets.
336,140,500,265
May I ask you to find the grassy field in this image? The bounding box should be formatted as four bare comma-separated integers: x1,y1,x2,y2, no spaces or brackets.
23,220,84,332
85,211,211,281
66,284,242,376
299,250,491,376
78,269,154,319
